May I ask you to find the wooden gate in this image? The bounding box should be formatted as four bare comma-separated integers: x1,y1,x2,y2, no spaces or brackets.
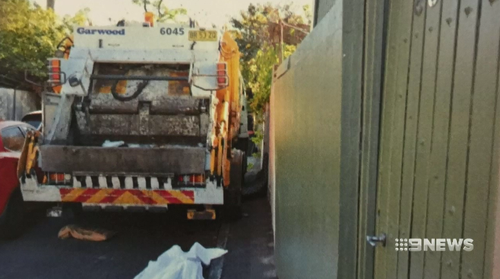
373,0,500,278
272,0,500,278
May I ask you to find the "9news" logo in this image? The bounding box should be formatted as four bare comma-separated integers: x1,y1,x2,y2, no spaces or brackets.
395,238,474,252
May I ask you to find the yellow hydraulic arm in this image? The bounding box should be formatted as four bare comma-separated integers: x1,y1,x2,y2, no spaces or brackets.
210,31,242,186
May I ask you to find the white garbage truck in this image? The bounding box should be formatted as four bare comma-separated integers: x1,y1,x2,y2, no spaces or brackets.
16,19,249,224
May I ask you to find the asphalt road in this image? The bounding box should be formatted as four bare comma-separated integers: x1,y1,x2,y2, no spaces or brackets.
0,195,276,279
0,208,222,279
222,197,276,279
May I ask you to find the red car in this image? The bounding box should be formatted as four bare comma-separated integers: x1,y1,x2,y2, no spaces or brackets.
0,121,37,238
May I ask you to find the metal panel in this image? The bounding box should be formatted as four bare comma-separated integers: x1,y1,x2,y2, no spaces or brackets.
45,94,75,144
89,96,204,115
461,1,500,278
314,0,335,26
424,0,459,278
40,145,206,174
441,1,480,278
374,0,414,278
42,93,60,139
486,57,500,279
408,0,439,277
72,26,220,50
357,0,386,278
398,1,427,278
338,0,364,277
273,3,342,278
279,0,500,278
70,48,216,63
75,113,201,137
373,0,500,278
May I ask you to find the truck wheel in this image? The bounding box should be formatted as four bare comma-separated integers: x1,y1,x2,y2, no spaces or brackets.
0,188,24,239
234,138,248,176
235,138,249,154
223,150,244,221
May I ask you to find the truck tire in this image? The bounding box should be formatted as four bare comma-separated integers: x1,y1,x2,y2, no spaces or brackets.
234,138,248,176
223,149,244,221
0,187,24,239
234,137,249,154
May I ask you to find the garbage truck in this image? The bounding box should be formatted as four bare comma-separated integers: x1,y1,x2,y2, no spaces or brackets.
15,18,249,223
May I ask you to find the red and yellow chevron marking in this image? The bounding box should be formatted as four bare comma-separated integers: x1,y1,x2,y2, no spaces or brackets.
59,188,195,205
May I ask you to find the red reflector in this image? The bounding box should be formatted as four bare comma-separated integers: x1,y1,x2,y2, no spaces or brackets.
195,175,204,183
49,173,65,181
178,174,205,184
217,63,226,70
47,59,61,83
217,77,226,84
50,59,60,68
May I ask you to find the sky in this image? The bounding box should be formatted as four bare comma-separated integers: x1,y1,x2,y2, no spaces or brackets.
33,0,314,27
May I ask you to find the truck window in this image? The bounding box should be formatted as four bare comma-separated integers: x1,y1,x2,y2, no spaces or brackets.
1,127,25,152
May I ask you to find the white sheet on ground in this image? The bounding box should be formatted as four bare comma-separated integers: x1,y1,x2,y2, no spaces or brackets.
102,140,124,147
134,242,228,279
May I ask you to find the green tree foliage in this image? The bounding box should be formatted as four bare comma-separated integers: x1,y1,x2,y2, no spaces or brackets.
0,0,89,90
246,44,296,113
230,4,311,114
231,3,310,63
62,7,91,29
132,0,187,23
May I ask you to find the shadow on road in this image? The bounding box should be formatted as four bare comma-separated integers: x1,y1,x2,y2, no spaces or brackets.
0,206,221,279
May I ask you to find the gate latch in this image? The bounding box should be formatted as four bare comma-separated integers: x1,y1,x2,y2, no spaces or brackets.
366,233,387,247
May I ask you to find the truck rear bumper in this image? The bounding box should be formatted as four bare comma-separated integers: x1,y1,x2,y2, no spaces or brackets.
20,176,223,206
40,145,206,174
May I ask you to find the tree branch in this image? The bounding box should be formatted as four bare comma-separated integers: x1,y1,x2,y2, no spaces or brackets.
280,21,309,34
156,0,164,18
